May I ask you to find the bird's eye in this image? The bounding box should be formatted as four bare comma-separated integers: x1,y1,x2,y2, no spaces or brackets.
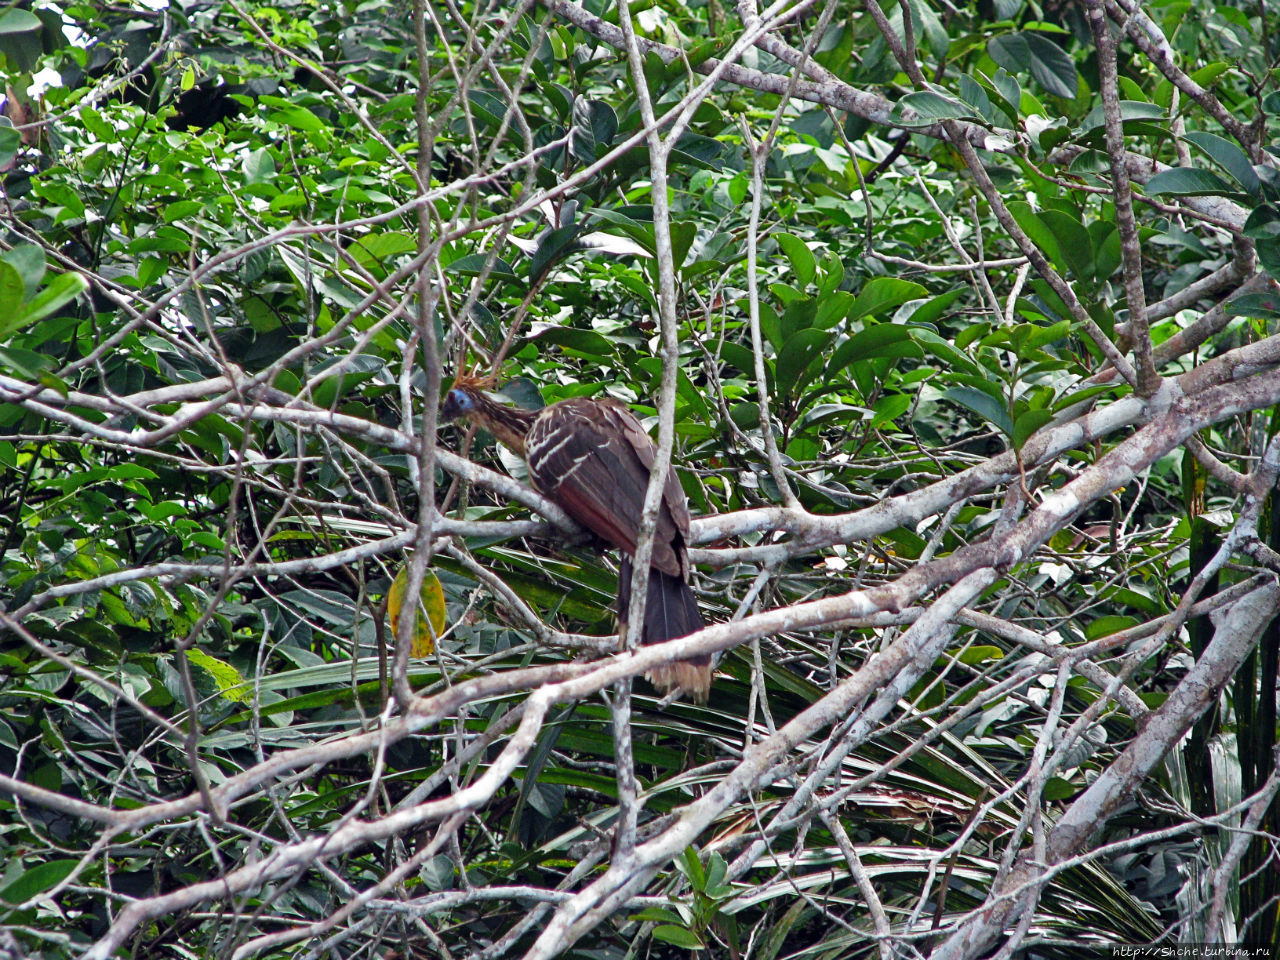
441,388,474,421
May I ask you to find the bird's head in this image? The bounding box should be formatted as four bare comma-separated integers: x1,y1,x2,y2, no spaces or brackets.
441,372,495,423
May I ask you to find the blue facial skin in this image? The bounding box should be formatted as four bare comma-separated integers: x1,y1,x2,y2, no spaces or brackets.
441,387,475,421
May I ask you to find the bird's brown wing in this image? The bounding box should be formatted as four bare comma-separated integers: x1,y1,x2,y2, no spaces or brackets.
525,397,687,577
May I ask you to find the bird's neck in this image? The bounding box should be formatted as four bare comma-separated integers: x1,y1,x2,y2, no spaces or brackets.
466,395,538,456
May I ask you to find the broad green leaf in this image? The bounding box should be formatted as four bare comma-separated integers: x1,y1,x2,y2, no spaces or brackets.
528,225,581,282
1044,777,1076,801
444,252,518,281
985,67,1022,122
1038,211,1092,283
943,386,1013,436
187,649,251,703
848,278,929,322
0,859,78,905
1013,408,1053,450
1077,100,1165,134
532,326,613,360
1255,237,1280,282
0,125,18,170
310,354,384,407
823,325,921,386
243,148,276,185
0,261,25,330
0,9,41,34
905,287,966,326
774,233,816,288
1085,615,1139,640
897,90,981,124
958,74,995,124
1007,201,1063,273
1144,167,1238,197
0,244,43,298
1243,205,1280,240
653,925,704,948
949,645,1004,665
988,31,1078,99
911,328,982,376
267,103,327,134
570,98,618,163
1091,222,1121,283
1184,131,1260,196
1015,319,1070,354
1225,291,1280,319
775,328,833,397
870,393,912,430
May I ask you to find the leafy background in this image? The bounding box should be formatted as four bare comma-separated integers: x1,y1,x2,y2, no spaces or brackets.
2,0,1280,956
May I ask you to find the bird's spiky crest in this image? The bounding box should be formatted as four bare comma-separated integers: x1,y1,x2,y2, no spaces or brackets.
451,369,497,393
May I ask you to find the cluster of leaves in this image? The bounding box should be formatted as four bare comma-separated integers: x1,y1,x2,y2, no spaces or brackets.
1,0,1278,955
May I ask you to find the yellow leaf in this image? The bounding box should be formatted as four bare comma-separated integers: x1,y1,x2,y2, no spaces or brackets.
186,649,250,703
387,564,447,657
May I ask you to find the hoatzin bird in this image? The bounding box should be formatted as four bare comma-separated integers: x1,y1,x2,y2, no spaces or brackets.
441,375,710,699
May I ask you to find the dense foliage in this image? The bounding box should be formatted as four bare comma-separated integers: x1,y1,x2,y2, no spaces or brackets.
3,0,1280,956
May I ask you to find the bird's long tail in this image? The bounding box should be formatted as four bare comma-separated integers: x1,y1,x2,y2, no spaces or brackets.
618,556,710,700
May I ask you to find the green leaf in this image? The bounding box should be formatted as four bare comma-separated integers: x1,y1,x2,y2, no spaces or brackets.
243,148,276,185
267,103,327,134
911,328,982,376
774,233,816,288
950,645,1004,665
1013,408,1053,450
1243,205,1280,240
187,649,251,703
848,277,929,322
653,925,704,949
958,73,996,124
1091,223,1121,283
311,354,385,407
1144,167,1238,197
0,244,45,298
896,90,981,124
1044,777,1076,801
532,326,614,360
528,225,581,282
1007,201,1063,273
869,393,911,430
0,124,18,169
445,253,518,281
677,846,706,888
0,9,42,34
1014,319,1070,354
1225,291,1280,319
719,341,757,376
1038,211,1092,283
905,287,966,326
1078,99,1165,135
943,386,1013,436
823,325,921,386
0,261,25,331
988,31,1078,99
1085,615,1138,640
776,329,833,397
1184,131,1260,196
570,99,619,163
1255,237,1280,283
630,907,686,924
0,859,78,904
